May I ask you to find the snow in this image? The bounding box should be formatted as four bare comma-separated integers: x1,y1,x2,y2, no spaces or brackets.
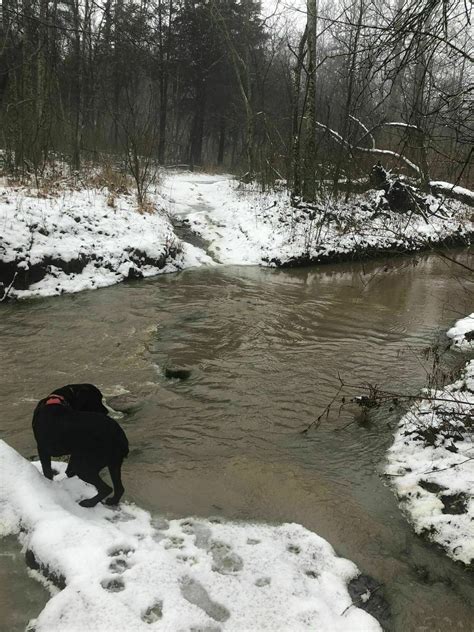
356,148,421,176
386,359,474,566
162,173,473,267
0,185,213,300
384,122,420,131
1,172,473,300
447,313,474,351
0,441,381,632
430,181,474,202
160,173,271,265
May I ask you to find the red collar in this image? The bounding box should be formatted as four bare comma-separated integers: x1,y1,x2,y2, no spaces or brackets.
45,394,66,406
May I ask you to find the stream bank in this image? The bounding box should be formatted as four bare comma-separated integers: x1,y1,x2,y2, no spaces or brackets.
1,172,472,300
386,315,474,568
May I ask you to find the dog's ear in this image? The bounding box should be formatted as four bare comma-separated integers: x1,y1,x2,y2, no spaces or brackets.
96,401,109,415
75,385,108,414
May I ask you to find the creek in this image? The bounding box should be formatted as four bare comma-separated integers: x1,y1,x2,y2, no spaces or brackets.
0,250,473,631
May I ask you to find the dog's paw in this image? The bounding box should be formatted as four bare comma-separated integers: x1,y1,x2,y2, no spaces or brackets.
104,497,120,506
79,497,99,508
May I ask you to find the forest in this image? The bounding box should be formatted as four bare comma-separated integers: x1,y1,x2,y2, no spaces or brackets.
0,0,472,198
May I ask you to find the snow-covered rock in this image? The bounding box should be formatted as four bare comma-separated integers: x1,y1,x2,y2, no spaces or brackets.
0,440,381,632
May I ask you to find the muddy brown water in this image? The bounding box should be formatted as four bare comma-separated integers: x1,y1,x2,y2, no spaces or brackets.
0,251,473,631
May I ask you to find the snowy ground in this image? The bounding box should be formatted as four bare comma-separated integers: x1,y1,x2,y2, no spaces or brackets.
386,317,474,567
447,313,474,351
161,172,473,267
430,181,474,206
0,441,381,632
1,171,472,300
0,183,212,300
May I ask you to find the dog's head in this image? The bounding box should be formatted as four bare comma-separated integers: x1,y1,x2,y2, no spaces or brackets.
73,384,108,414
54,384,108,414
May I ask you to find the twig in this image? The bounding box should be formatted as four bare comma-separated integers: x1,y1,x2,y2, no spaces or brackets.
341,584,382,616
434,250,474,273
422,456,474,475
301,384,344,434
338,376,467,407
337,418,358,432
0,272,17,302
387,456,474,477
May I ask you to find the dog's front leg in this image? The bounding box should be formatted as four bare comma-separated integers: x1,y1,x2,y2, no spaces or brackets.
38,447,54,480
105,461,125,506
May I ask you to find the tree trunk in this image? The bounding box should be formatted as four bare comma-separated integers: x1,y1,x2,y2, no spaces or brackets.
217,115,226,165
189,79,206,168
302,0,317,200
157,0,172,164
410,36,430,188
291,26,307,199
333,0,364,194
71,0,83,170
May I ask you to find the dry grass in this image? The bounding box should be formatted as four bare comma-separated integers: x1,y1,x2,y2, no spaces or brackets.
3,160,164,216
137,198,156,214
3,161,133,200
85,163,131,195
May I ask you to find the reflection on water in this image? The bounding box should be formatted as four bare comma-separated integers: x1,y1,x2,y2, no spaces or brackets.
0,250,473,631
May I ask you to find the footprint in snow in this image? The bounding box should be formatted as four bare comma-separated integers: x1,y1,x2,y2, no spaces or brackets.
152,530,168,544
108,557,130,574
142,600,163,624
163,535,185,550
177,554,199,566
106,511,136,523
151,516,170,531
180,576,230,622
255,577,271,587
101,577,126,592
108,546,135,557
180,519,212,549
209,541,243,575
177,522,243,574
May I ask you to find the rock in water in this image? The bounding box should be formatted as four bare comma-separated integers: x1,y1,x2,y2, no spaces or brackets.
165,367,192,380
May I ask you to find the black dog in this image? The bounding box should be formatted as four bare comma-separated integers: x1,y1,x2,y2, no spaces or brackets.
32,384,129,508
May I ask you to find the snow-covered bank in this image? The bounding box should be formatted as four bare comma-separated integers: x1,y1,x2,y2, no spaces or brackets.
0,185,212,300
162,173,473,268
0,441,382,632
447,313,474,351
1,172,472,300
386,316,474,566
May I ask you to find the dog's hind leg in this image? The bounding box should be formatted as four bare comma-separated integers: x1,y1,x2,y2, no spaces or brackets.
66,454,78,478
104,460,125,506
77,468,113,508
